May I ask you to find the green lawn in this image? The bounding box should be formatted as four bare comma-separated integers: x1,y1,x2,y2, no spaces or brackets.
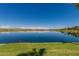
0,43,79,56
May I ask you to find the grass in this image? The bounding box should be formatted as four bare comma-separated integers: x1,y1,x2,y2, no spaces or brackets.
0,43,79,56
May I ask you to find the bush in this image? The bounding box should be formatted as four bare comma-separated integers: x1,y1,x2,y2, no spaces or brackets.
17,48,46,56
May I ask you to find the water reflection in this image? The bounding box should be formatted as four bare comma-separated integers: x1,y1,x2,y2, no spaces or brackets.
61,32,79,37
0,32,79,43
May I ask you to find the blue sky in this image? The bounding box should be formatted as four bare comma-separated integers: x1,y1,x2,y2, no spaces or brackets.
0,3,79,28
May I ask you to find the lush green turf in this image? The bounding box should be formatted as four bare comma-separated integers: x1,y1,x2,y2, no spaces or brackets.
0,43,79,56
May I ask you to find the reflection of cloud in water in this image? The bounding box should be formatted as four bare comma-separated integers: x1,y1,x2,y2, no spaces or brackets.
18,31,51,33
0,31,51,34
0,32,11,34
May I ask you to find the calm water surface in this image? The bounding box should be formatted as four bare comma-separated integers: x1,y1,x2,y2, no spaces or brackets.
0,31,79,43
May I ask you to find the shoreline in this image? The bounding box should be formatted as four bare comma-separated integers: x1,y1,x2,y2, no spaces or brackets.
0,42,79,45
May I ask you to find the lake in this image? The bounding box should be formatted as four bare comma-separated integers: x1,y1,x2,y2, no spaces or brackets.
0,31,79,43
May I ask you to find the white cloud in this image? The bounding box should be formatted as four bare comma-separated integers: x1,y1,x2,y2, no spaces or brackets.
0,25,50,29
0,25,11,28
19,27,50,29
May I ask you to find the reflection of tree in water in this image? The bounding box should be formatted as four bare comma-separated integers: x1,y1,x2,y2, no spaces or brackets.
61,32,79,37
67,32,79,37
